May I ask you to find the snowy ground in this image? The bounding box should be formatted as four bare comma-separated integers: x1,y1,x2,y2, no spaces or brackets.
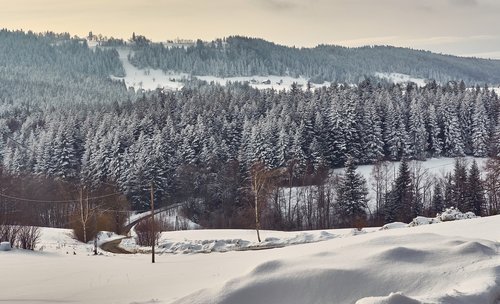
374,72,428,87
1,214,499,304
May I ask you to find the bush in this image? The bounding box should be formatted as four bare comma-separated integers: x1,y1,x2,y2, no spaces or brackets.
135,218,161,246
17,226,41,250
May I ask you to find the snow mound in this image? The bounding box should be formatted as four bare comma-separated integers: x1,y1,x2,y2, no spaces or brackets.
380,222,407,230
174,232,500,304
409,208,478,227
381,208,478,229
437,207,477,222
356,292,422,304
0,241,11,251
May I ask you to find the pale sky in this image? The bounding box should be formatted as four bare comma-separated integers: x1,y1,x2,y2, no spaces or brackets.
2,0,500,58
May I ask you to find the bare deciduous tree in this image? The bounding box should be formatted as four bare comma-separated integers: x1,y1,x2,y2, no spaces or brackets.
250,162,282,242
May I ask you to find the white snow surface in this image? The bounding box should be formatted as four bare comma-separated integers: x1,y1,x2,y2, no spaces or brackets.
1,215,499,304
374,72,427,87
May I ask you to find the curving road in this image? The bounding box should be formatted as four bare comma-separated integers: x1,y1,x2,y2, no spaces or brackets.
99,203,184,254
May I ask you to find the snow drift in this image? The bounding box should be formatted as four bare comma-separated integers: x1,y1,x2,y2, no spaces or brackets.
174,217,500,304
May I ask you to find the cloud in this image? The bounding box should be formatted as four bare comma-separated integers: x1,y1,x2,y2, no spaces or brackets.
448,0,478,6
256,0,301,11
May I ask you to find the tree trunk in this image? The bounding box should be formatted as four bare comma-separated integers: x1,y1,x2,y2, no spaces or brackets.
255,192,261,242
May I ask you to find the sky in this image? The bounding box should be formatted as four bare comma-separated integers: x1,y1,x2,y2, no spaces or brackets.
2,0,500,59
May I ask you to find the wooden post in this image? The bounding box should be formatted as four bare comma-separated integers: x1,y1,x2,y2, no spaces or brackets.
150,182,155,264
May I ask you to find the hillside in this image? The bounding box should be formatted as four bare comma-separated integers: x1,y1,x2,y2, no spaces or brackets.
129,36,500,85
0,30,131,107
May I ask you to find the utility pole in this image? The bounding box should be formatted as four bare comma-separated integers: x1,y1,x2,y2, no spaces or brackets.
150,181,155,264
93,204,98,255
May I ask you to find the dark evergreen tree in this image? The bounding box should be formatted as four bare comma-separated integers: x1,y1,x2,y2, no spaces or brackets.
385,159,413,223
431,181,444,216
466,160,486,216
336,156,368,227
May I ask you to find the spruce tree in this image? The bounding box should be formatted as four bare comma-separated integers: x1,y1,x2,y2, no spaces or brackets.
471,95,489,157
466,160,486,216
431,181,444,216
385,159,413,223
336,156,368,227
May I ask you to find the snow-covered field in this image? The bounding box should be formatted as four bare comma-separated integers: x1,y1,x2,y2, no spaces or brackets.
1,214,499,304
374,72,427,87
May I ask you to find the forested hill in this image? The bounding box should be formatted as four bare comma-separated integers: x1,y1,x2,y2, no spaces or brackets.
130,36,500,85
0,30,130,107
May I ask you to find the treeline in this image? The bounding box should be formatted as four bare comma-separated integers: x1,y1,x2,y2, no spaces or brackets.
1,80,499,229
129,36,500,84
253,157,500,231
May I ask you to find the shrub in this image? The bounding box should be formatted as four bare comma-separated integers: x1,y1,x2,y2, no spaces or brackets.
135,218,161,246
17,226,41,250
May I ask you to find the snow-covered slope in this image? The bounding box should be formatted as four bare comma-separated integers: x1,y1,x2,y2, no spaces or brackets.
1,215,498,304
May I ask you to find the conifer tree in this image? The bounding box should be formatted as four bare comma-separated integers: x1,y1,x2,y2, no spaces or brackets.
336,156,368,227
466,160,486,216
431,181,444,216
385,159,413,223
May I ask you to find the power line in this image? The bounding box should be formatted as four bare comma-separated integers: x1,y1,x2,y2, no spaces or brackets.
0,191,122,204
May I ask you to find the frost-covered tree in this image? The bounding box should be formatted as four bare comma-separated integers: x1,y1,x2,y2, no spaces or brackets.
471,95,489,157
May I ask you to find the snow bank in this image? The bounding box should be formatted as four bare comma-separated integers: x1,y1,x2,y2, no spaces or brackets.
409,208,478,227
380,208,479,229
437,207,477,222
380,222,408,230
123,230,338,254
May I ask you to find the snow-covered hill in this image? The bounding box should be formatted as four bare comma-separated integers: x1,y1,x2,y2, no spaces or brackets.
1,215,498,303
110,47,328,92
